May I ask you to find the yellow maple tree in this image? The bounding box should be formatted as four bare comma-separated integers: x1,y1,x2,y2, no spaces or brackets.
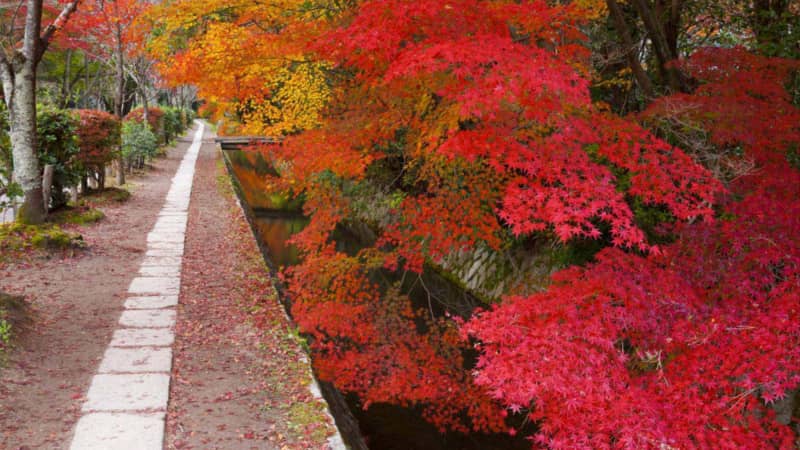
142,0,341,135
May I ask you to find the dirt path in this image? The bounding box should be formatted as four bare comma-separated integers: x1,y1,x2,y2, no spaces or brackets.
0,133,192,449
165,126,340,449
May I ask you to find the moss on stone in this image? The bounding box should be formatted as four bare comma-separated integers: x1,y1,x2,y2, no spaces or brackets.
51,207,105,225
288,401,331,443
83,187,132,204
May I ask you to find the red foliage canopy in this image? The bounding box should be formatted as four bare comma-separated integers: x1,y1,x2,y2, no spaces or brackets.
124,107,164,133
464,48,800,448
74,109,121,168
297,0,721,258
269,0,727,437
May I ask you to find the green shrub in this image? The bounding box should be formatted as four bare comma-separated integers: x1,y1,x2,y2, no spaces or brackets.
37,106,80,210
182,108,196,127
162,107,184,144
121,120,158,169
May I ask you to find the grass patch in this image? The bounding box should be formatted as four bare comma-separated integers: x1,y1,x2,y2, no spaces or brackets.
0,222,84,263
82,187,131,205
49,206,105,225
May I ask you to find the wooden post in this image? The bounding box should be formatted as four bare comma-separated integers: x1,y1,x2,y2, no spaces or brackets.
115,157,125,186
42,164,54,216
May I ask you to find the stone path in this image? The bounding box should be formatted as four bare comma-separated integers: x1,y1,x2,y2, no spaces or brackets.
69,122,204,449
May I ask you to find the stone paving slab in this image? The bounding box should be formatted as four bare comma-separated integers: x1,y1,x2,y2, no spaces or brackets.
151,222,187,230
119,309,176,328
82,374,170,412
159,210,187,216
154,215,187,224
146,248,184,257
148,231,186,240
157,211,188,218
162,206,188,213
70,413,165,450
110,328,175,348
138,266,181,278
99,347,172,373
151,224,186,234
140,256,182,268
147,241,184,251
124,295,179,309
147,231,185,243
128,277,180,295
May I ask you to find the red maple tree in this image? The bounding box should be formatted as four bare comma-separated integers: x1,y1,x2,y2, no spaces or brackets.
464,48,800,448
270,0,730,438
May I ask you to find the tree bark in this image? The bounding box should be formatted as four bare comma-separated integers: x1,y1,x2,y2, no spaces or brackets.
631,0,687,92
115,21,126,185
5,0,45,224
82,54,89,107
41,164,54,215
61,49,73,108
606,0,656,99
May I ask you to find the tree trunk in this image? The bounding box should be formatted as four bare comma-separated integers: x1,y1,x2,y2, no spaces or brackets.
8,64,44,224
142,89,150,122
606,0,656,99
61,49,72,108
114,22,127,185
41,164,54,215
83,54,91,108
631,0,688,92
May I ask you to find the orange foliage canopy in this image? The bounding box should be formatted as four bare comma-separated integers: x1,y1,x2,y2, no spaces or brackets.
143,0,333,135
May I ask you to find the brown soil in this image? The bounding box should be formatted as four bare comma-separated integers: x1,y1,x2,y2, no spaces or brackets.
165,127,336,449
0,135,191,449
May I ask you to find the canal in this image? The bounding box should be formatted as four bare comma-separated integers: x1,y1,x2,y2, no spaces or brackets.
223,146,532,450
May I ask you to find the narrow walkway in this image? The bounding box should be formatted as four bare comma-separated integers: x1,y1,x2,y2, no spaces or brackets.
69,122,205,449
164,124,344,449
